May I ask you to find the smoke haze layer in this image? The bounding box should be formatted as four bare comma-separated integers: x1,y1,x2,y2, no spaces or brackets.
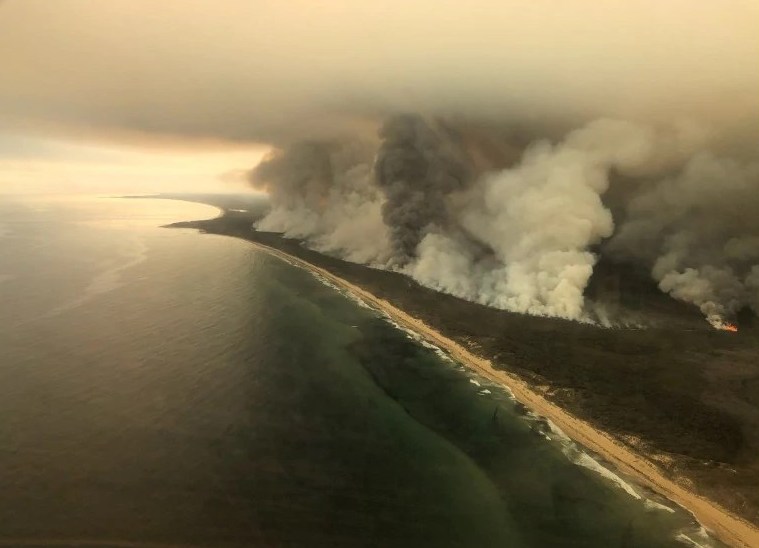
2,1,757,145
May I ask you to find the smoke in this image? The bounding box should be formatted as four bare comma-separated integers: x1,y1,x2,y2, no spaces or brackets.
609,152,759,324
374,115,471,264
249,115,759,326
248,139,393,265
408,120,656,319
7,2,752,325
2,1,758,147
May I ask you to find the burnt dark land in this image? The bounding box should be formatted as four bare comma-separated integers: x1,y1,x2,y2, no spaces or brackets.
152,193,759,528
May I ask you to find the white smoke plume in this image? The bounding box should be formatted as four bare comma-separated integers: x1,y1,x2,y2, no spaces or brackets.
248,140,393,265
408,120,657,319
249,114,759,327
609,152,759,325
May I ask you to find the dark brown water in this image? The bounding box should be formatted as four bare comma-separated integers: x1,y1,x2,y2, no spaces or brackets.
0,195,714,547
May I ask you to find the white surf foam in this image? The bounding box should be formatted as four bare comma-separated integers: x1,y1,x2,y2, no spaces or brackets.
572,452,642,499
675,526,715,548
544,419,572,442
645,499,676,513
305,269,375,311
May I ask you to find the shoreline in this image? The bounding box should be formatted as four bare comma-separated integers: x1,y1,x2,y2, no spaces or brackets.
239,237,759,548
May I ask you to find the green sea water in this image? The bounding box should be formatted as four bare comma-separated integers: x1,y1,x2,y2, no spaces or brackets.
0,195,715,547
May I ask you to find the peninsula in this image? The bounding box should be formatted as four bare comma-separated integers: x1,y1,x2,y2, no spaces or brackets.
163,194,759,548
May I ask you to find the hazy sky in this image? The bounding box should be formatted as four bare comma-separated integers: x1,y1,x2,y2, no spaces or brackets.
1,0,757,192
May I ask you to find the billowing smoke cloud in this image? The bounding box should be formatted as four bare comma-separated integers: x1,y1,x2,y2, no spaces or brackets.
609,152,759,326
250,116,759,326
374,115,471,263
408,120,658,319
248,139,393,265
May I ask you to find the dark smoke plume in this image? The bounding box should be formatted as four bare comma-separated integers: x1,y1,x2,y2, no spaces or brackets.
374,115,471,263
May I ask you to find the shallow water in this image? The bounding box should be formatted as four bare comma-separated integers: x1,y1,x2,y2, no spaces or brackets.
0,195,713,547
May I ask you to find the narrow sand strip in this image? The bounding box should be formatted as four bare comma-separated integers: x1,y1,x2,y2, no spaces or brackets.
252,240,759,548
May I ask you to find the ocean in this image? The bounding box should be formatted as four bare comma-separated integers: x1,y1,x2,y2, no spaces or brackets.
0,194,714,547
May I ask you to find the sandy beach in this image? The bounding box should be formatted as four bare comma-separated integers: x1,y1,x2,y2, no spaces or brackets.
245,239,759,548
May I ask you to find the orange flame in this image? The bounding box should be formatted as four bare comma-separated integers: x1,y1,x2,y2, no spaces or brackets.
708,317,739,332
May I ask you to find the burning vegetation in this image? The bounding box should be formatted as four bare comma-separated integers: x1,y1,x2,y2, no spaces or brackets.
249,117,759,329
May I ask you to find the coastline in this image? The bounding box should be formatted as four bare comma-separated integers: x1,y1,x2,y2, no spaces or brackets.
242,238,759,548
155,196,759,547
